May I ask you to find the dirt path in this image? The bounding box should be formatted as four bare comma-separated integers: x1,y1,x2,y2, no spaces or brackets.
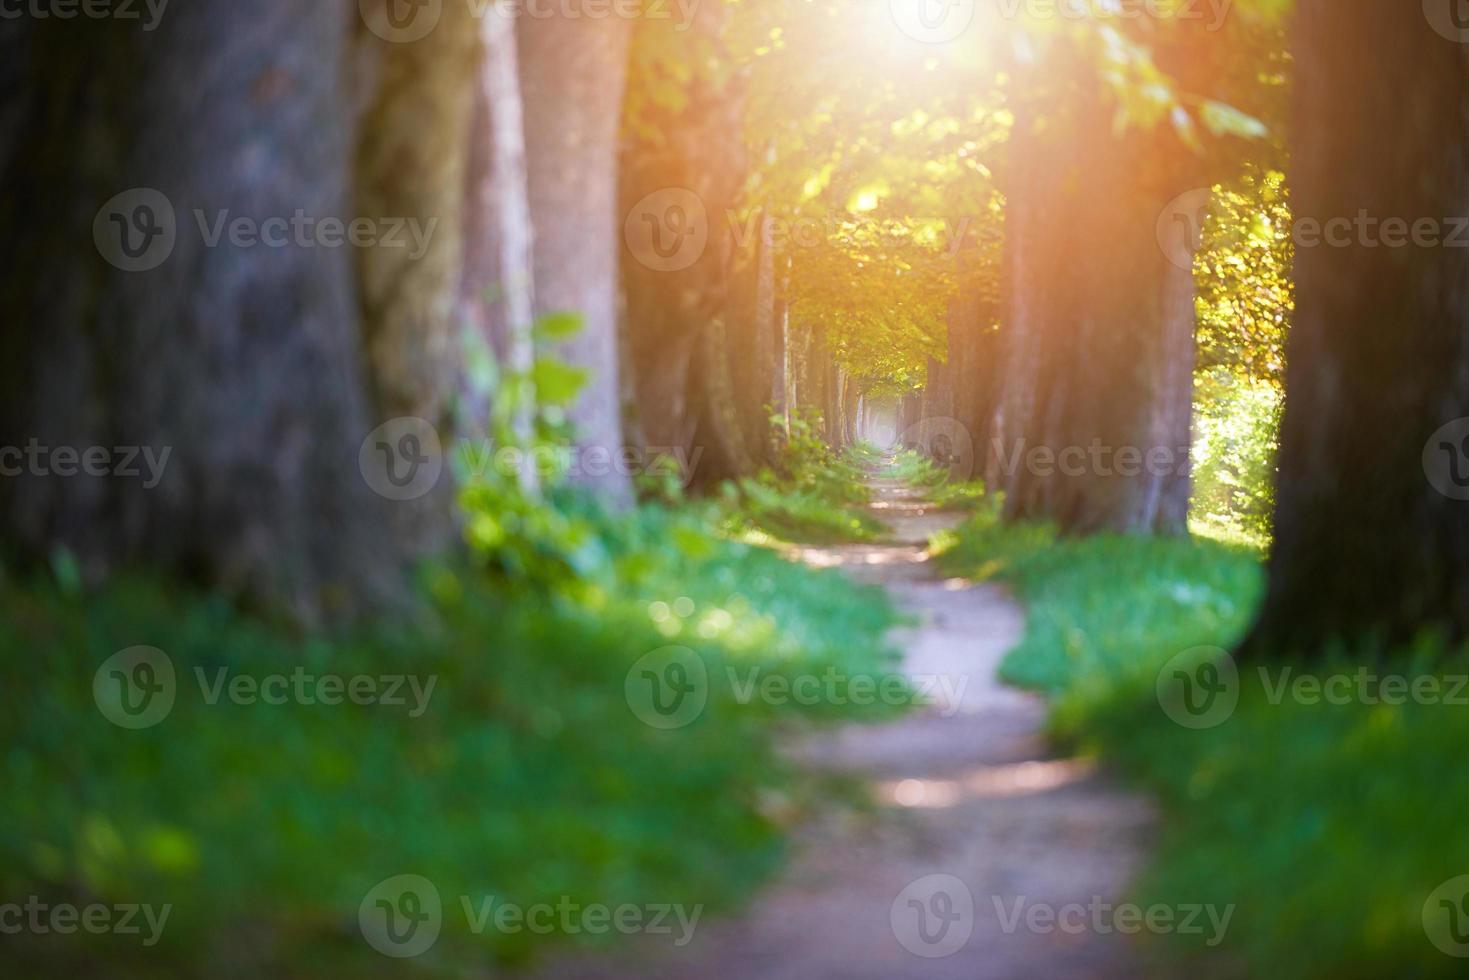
531,479,1158,979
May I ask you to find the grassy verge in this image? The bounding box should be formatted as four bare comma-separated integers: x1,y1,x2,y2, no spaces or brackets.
1,499,904,976
881,448,986,511
936,508,1469,979
724,411,883,543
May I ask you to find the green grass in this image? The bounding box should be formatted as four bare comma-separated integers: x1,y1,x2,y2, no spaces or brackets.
0,502,904,977
880,448,986,511
723,415,884,544
725,477,883,543
937,508,1469,978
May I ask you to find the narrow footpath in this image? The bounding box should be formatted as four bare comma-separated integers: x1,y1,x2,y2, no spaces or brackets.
533,478,1159,979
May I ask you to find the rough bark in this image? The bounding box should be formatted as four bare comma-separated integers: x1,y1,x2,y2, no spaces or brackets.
0,4,402,620
517,10,634,502
1244,2,1469,652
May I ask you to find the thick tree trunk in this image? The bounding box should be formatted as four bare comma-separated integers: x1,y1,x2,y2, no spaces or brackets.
948,245,998,463
355,1,483,548
988,99,1063,514
1042,113,1198,536
460,8,539,493
688,314,756,487
1244,2,1469,652
0,4,404,619
725,225,777,464
517,11,633,502
991,80,1198,535
1135,257,1197,532
620,11,750,490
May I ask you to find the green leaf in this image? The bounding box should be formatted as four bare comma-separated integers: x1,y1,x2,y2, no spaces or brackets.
1200,101,1269,141
534,311,585,343
532,357,590,406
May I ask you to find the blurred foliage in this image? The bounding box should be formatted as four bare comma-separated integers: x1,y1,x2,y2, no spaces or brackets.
1190,167,1291,542
883,447,986,511
937,509,1469,978
0,500,904,976
724,408,882,543
1191,368,1282,545
0,362,908,975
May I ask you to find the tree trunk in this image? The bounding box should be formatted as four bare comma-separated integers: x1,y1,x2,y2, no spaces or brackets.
1244,2,1469,652
688,314,756,487
0,4,405,620
988,97,1062,513
990,78,1198,535
355,0,483,548
517,10,634,502
771,257,790,432
620,11,750,490
460,7,539,494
